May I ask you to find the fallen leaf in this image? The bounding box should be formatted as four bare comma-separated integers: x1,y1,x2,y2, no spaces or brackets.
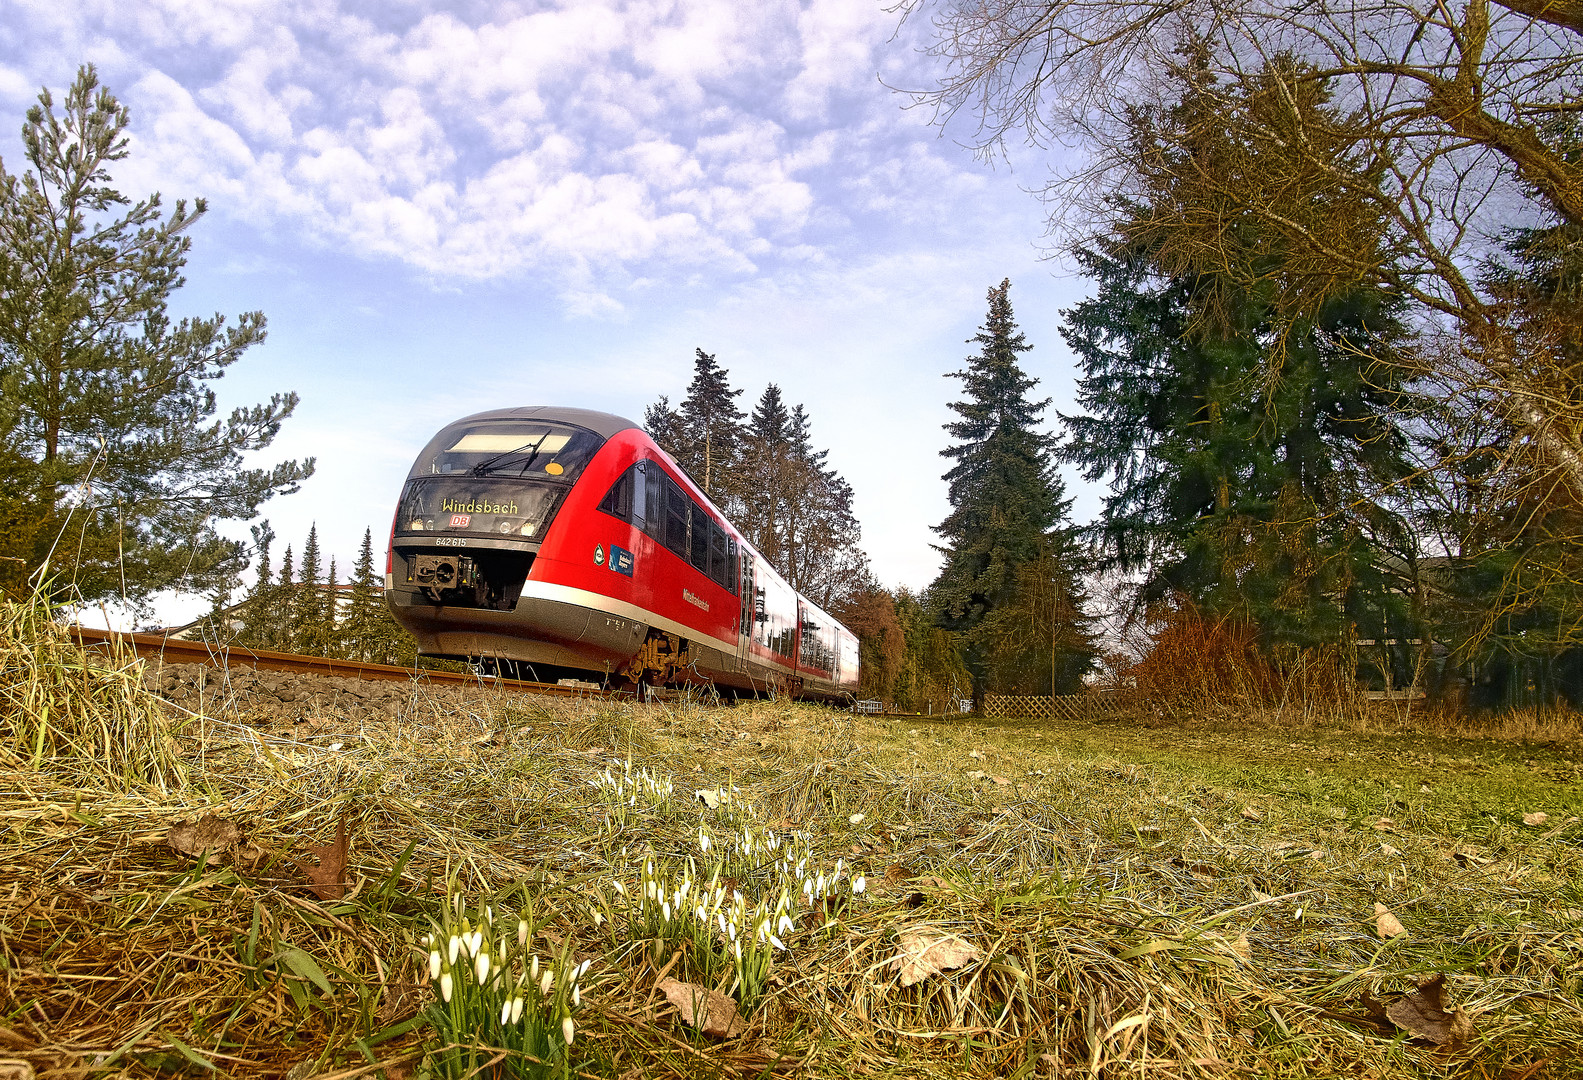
694,789,722,809
167,815,242,858
1374,903,1408,939
991,776,1011,786
1374,818,1396,832
1241,806,1262,821
1382,975,1475,1047
1381,843,1400,856
1523,811,1549,826
657,977,746,1038
884,864,916,884
891,929,983,987
965,769,986,780
296,818,349,901
849,813,865,824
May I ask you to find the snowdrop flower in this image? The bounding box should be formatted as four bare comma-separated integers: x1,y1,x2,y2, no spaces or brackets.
428,950,442,980
531,955,540,980
562,1016,575,1046
778,913,795,935
573,983,581,1006
698,829,711,853
853,875,867,894
475,952,490,983
662,900,672,921
510,997,525,1024
541,969,554,995
467,931,484,957
611,879,626,897
717,911,728,935
485,906,494,923
576,960,592,978
733,939,742,962
447,936,461,966
770,935,786,951
518,919,529,947
501,999,513,1024
440,971,454,1002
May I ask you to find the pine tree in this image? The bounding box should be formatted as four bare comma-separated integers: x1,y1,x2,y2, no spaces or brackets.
643,395,680,455
932,279,1095,703
0,65,312,606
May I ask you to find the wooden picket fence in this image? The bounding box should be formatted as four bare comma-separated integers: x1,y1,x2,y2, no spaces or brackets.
982,693,1121,721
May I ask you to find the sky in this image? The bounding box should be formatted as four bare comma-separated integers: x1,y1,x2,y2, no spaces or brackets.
0,0,1100,625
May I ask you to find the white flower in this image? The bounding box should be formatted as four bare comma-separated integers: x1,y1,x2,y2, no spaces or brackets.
612,880,626,897
778,913,795,935
717,912,728,935
699,829,711,853
592,908,606,927
562,1015,576,1046
467,931,484,957
531,955,539,980
448,936,461,966
541,970,554,995
510,997,525,1024
501,999,512,1023
770,935,786,951
577,960,592,978
475,952,490,983
485,905,494,923
662,900,672,921
853,875,867,895
733,939,742,962
440,972,454,1002
518,919,529,947
573,983,581,1006
428,950,442,980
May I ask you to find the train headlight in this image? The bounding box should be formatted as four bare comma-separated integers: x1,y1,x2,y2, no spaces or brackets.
497,519,515,534
409,519,425,531
519,521,536,536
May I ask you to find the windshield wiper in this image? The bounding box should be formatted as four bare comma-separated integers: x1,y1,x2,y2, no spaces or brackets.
470,434,549,477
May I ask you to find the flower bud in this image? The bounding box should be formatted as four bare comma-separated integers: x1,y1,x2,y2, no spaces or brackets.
518,919,529,948
448,936,461,966
853,875,867,895
531,955,540,980
501,999,513,1024
541,969,554,996
475,952,490,983
510,996,525,1024
440,971,454,1002
429,950,442,980
562,1015,575,1046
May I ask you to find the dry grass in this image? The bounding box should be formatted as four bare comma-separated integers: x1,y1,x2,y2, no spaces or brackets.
3,618,1583,1078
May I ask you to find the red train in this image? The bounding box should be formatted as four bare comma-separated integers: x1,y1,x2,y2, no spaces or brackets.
384,407,860,699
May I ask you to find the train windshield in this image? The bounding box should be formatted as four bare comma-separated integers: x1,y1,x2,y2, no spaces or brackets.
396,478,566,540
414,421,604,480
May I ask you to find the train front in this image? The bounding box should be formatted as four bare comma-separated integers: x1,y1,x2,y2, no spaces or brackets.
384,408,644,676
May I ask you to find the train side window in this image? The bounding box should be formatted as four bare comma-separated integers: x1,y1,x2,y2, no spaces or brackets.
597,468,634,522
689,501,710,572
630,462,649,533
643,463,663,543
708,523,729,589
664,478,689,557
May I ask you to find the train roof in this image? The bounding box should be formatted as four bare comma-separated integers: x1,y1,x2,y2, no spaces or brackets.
440,407,640,441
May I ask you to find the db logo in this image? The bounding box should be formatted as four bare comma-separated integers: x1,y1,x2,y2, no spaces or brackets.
449,514,470,528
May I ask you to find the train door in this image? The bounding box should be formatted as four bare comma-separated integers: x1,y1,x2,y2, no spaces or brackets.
737,551,755,670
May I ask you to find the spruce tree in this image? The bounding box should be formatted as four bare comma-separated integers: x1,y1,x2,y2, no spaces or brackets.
275,545,295,653
0,66,312,605
344,528,381,661
296,525,325,653
1057,69,1415,650
932,279,1095,703
673,348,745,498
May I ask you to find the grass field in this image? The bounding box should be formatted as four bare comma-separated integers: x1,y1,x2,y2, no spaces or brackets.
4,621,1582,1078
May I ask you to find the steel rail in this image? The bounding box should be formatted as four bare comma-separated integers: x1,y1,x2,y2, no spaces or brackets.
67,626,601,698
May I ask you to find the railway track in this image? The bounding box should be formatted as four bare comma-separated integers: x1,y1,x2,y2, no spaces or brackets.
67,626,603,699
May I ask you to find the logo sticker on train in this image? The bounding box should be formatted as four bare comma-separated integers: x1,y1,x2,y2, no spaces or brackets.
593,544,605,567
609,545,634,577
448,513,471,528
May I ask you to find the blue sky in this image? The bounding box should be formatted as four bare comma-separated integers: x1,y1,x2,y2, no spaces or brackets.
1,0,1099,621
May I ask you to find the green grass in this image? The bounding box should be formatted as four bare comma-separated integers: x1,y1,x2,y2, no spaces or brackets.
4,646,1582,1079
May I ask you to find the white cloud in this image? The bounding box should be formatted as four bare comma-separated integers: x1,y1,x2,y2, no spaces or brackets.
0,0,999,311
